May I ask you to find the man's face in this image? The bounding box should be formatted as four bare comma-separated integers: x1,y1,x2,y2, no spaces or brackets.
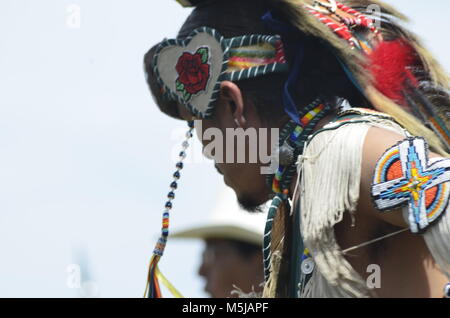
198,239,263,298
177,94,273,211
146,43,275,211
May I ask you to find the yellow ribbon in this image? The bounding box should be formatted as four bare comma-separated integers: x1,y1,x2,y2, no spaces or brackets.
155,267,184,298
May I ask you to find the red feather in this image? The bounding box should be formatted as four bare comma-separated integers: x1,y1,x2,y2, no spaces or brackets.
368,39,419,105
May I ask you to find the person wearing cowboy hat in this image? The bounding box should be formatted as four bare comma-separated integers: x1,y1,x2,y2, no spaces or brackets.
172,187,267,298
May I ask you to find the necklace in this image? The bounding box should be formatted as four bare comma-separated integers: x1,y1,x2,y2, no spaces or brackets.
269,98,333,195
264,98,333,282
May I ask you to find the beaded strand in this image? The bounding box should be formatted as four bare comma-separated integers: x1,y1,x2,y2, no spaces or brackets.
146,121,194,298
272,100,331,194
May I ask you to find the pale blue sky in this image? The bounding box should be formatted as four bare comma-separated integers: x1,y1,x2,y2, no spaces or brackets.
0,0,449,297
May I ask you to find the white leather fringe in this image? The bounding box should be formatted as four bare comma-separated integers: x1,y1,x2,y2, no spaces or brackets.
419,203,450,280
296,119,407,297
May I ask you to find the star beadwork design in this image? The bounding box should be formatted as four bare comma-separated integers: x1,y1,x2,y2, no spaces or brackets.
372,138,450,233
397,162,433,202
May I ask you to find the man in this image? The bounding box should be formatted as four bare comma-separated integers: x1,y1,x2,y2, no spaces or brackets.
145,0,450,298
171,187,266,298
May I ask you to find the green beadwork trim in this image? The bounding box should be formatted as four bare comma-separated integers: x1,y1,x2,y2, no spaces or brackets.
263,194,283,281
152,27,229,119
152,27,288,119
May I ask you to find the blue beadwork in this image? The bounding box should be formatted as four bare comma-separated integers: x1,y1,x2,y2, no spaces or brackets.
372,137,450,233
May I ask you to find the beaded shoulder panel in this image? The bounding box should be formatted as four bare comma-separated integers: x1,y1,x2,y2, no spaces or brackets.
372,137,450,233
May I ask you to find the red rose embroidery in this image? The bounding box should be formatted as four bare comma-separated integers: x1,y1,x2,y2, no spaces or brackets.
175,47,210,101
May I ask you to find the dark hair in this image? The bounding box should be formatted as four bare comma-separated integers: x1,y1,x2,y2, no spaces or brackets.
146,0,369,122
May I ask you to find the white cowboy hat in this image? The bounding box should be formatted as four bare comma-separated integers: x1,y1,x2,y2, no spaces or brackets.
171,186,268,246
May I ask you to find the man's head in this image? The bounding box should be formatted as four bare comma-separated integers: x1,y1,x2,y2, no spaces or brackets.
198,238,263,298
144,0,366,210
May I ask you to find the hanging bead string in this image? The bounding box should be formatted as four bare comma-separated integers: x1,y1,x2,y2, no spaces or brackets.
272,100,332,194
146,121,194,298
264,100,333,282
270,101,320,194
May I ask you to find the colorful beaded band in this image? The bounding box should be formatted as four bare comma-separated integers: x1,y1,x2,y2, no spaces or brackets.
271,99,332,194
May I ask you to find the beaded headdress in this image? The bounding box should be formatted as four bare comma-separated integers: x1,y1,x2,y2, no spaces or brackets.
152,27,288,118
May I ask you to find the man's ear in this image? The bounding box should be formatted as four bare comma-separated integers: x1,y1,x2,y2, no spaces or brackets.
220,81,246,127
